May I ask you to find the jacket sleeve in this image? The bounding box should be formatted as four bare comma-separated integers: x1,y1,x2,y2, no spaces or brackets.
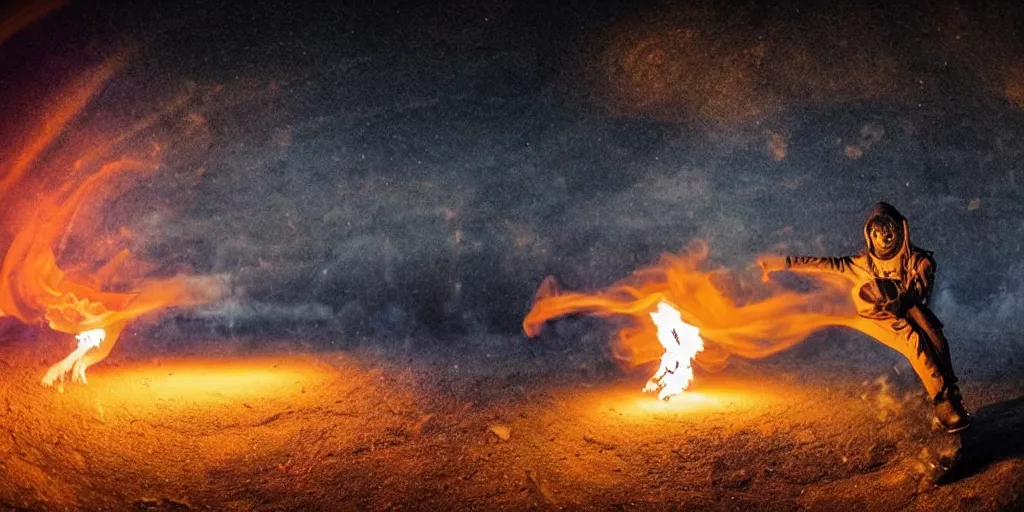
785,255,861,277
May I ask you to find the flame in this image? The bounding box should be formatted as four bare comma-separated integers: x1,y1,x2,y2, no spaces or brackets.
642,302,704,400
0,59,224,385
0,0,68,48
39,328,107,385
524,240,860,388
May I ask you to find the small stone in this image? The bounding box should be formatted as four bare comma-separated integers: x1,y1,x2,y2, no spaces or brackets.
489,425,511,441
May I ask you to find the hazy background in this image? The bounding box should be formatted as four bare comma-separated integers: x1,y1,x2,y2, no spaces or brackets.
2,0,1023,377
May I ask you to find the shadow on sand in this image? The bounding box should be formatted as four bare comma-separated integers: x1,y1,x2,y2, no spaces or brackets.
938,394,1024,484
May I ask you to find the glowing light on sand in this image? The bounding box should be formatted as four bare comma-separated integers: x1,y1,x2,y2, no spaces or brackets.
643,302,704,400
90,357,330,407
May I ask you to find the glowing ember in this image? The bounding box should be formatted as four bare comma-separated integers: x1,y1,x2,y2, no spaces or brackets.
643,302,704,400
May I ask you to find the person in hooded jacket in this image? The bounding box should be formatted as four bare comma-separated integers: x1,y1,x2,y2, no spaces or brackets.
758,202,971,433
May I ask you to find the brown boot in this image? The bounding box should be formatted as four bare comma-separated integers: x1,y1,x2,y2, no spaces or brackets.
934,385,971,433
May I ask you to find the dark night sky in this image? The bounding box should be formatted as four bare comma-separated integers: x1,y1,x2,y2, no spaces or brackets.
1,0,1024,362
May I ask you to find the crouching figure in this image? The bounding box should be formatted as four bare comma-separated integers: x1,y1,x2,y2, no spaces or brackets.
759,202,971,433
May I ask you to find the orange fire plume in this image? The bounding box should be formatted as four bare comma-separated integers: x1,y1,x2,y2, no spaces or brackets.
0,0,69,48
523,240,862,395
0,59,224,385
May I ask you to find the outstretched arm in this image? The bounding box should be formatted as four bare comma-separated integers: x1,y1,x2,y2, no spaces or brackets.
758,254,861,282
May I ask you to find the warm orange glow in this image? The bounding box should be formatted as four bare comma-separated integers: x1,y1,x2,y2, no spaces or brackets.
0,59,224,384
576,379,775,420
0,156,219,333
618,389,759,416
524,240,860,373
0,0,69,48
87,357,330,406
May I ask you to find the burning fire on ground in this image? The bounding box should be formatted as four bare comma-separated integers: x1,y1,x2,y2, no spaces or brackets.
642,301,703,400
524,241,864,399
0,58,224,386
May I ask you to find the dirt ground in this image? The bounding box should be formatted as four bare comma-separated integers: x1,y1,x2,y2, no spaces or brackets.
1,327,1023,512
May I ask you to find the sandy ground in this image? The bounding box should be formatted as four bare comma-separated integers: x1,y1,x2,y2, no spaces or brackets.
1,328,1023,511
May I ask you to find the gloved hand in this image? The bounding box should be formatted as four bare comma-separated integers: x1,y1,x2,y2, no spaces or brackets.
756,254,787,283
858,279,908,317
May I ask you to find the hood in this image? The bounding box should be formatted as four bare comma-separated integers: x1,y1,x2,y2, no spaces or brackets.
862,201,911,261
